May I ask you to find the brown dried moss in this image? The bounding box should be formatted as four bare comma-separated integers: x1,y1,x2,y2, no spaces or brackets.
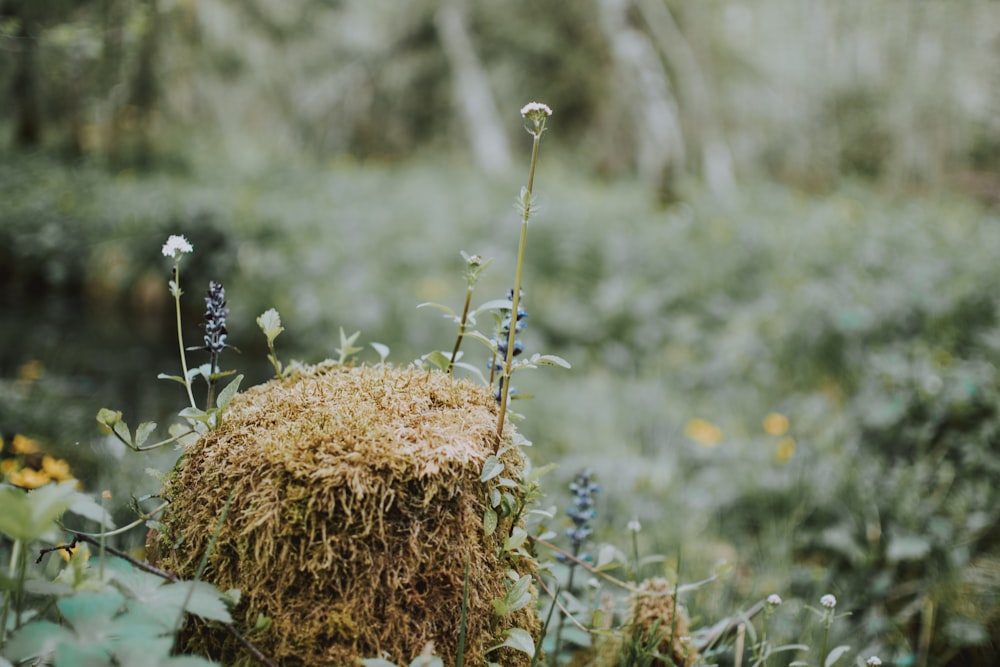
157,362,539,666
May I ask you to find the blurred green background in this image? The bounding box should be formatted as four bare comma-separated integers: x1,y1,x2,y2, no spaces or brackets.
2,1,1000,665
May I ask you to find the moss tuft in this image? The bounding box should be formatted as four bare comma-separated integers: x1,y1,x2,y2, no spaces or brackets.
158,362,538,666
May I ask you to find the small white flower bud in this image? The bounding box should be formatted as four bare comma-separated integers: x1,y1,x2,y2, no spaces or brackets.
820,594,837,608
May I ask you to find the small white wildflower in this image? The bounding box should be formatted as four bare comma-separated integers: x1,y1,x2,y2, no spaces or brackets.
767,594,782,606
520,101,553,118
627,518,642,533
587,577,600,590
161,235,193,258
865,657,882,667
820,594,837,608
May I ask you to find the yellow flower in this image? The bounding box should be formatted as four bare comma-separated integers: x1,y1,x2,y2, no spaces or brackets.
763,413,790,436
12,434,41,454
1,459,18,476
685,418,723,447
9,467,51,489
17,359,45,383
775,437,797,463
42,455,74,482
59,542,91,563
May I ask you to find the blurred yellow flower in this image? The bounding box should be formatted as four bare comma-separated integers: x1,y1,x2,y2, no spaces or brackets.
763,412,790,436
17,359,45,383
8,467,51,489
12,434,41,454
686,418,723,447
42,455,74,482
775,437,797,463
1,459,18,476
59,542,91,563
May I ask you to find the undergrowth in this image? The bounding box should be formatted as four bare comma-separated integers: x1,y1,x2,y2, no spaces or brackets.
1,101,999,666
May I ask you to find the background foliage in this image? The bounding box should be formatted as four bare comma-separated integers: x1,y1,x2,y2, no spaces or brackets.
2,1,1000,665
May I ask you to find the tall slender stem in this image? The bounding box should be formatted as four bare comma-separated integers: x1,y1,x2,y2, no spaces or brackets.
172,264,197,409
448,287,474,375
496,130,541,444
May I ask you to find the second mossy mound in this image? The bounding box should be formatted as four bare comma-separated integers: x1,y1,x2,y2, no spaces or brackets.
156,362,539,666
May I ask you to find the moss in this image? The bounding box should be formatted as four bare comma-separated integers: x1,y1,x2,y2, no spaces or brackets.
158,362,539,666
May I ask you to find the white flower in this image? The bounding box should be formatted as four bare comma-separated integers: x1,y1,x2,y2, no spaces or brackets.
767,594,782,606
627,519,642,533
820,594,837,608
865,657,882,667
520,101,553,118
161,235,193,258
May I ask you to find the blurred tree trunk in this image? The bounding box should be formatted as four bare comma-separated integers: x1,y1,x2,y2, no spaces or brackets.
127,0,161,166
435,0,511,174
637,0,737,200
595,0,685,201
9,0,43,147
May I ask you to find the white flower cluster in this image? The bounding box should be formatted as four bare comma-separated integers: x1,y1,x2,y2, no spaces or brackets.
767,594,782,606
161,235,193,258
520,101,553,118
866,657,882,666
820,594,837,609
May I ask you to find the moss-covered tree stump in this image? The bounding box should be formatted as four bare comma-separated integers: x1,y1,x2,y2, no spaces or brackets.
156,363,539,666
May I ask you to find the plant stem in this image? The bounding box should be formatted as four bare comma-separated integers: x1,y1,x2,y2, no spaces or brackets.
448,287,474,375
496,129,541,445
173,264,197,409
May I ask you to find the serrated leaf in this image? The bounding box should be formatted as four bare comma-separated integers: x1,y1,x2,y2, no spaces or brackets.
154,581,233,624
480,456,505,482
824,645,851,667
3,621,74,663
501,628,535,656
58,590,126,636
216,374,244,410
256,308,284,343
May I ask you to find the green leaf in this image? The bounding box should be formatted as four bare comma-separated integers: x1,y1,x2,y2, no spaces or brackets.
503,574,532,614
153,581,233,624
3,621,75,663
156,373,188,386
256,308,284,343
505,526,528,551
216,374,244,410
408,656,444,667
58,590,126,636
134,421,157,448
250,613,272,633
0,481,79,542
422,350,451,371
96,408,122,428
473,299,515,316
67,490,115,528
824,645,851,667
370,342,391,362
483,508,498,536
531,354,571,368
337,327,363,362
501,628,535,656
480,456,505,482
416,302,457,319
